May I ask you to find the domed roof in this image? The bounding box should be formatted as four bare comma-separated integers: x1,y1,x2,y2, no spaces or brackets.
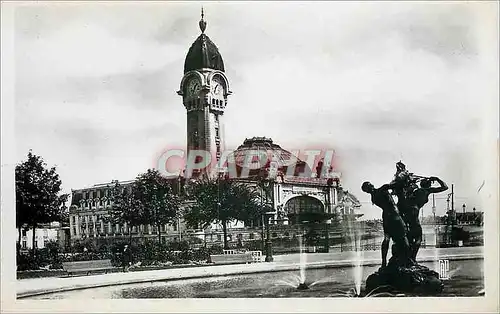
230,137,310,179
184,10,225,74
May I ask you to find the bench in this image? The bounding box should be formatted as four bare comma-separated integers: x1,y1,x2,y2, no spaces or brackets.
62,259,114,276
210,250,264,265
210,253,253,265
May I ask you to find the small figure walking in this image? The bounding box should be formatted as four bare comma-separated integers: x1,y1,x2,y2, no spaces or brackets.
122,244,131,272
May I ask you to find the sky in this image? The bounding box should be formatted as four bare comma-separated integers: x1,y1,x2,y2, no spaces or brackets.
11,1,499,220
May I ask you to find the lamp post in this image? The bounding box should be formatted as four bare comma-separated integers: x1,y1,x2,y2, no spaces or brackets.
324,218,332,253
432,193,437,246
259,175,274,262
264,211,275,262
260,183,265,252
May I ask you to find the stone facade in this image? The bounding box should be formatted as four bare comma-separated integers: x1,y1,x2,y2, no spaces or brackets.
68,180,185,244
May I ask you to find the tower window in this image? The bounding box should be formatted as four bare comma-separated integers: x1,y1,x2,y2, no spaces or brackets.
212,99,215,105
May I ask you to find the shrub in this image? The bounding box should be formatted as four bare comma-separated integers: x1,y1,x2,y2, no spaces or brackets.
168,240,190,252
16,240,63,271
17,253,39,271
17,239,231,272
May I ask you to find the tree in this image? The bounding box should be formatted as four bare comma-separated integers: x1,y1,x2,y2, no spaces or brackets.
107,182,143,245
134,169,182,243
16,151,68,256
184,176,263,249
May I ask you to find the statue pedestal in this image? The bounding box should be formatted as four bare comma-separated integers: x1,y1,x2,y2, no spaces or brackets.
365,260,444,295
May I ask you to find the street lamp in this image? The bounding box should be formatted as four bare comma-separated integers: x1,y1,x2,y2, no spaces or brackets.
259,176,275,262
264,210,275,262
324,218,332,253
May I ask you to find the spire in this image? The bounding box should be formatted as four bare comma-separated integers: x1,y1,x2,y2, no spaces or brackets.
199,7,207,33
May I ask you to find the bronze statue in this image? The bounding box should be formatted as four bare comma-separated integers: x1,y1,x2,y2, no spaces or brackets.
361,181,412,267
390,162,419,217
362,163,446,295
405,176,448,260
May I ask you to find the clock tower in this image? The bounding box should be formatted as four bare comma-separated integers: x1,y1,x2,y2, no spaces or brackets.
178,9,231,176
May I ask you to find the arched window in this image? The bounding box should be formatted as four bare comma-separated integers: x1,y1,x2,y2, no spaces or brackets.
285,196,323,214
285,196,325,224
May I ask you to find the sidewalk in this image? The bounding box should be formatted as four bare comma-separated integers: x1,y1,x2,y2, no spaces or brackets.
17,246,483,298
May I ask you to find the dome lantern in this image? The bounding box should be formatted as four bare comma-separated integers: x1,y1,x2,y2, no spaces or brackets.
183,8,225,74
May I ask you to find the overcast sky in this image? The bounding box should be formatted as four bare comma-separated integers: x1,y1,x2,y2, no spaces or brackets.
11,1,498,219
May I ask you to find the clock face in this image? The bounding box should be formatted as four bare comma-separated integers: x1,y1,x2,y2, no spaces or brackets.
212,77,224,96
186,79,201,97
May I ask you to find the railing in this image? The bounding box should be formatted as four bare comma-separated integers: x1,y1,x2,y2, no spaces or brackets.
222,249,263,262
223,249,239,255
339,242,434,252
340,243,381,252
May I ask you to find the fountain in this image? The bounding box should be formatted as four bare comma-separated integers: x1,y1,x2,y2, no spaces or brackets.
283,197,368,296
296,233,309,290
351,223,363,296
21,246,484,299
341,200,365,297
285,206,369,296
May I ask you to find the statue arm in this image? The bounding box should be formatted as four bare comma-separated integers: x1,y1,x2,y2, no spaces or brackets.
429,177,448,193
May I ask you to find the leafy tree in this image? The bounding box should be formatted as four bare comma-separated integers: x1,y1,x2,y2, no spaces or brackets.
107,170,182,244
15,151,68,256
184,176,263,249
134,169,182,243
107,182,144,245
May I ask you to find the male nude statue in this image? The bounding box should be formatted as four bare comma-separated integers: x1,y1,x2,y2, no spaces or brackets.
405,176,448,260
362,181,412,267
390,162,419,220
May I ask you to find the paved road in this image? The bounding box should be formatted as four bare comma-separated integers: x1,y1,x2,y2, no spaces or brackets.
17,246,483,298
